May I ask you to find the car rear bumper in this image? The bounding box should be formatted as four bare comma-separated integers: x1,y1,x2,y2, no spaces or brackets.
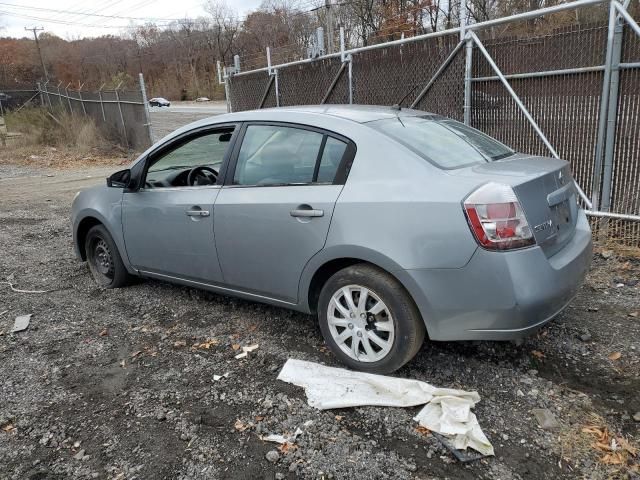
398,210,592,341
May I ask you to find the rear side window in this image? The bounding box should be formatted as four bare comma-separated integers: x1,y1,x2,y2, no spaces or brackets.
369,116,513,169
317,137,347,183
233,124,349,186
234,125,322,186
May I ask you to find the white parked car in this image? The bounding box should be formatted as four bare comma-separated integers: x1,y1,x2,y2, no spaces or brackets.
149,97,170,107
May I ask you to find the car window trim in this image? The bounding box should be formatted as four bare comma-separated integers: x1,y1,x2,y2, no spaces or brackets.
312,135,328,183
223,120,356,188
136,122,240,191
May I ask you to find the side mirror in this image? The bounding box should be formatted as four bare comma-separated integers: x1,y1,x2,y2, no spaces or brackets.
106,169,131,188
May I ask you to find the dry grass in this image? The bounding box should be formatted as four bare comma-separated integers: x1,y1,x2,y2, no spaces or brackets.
0,107,130,169
590,218,640,252
559,412,639,479
0,145,128,170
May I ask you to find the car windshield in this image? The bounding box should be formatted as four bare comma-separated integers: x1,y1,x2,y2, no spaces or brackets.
368,116,514,169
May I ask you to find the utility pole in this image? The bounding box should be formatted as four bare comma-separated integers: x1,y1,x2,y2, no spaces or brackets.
25,27,49,81
325,0,334,54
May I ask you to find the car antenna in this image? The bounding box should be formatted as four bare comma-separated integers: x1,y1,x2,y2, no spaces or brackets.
394,84,419,110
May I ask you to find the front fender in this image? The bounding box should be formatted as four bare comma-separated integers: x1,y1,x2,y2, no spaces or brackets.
71,186,132,272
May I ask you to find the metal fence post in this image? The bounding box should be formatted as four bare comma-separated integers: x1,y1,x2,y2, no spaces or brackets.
461,0,471,123
36,82,44,107
114,82,129,150
138,73,154,144
266,46,272,75
599,2,624,215
77,83,87,115
223,68,232,113
218,61,232,113
348,54,353,104
216,60,223,85
592,0,618,209
44,81,52,109
98,83,106,121
274,69,280,107
463,37,473,125
56,81,63,109
65,83,72,113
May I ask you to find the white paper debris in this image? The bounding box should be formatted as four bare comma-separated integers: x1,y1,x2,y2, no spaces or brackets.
261,427,303,445
213,373,230,381
277,359,494,456
10,314,32,333
235,344,259,359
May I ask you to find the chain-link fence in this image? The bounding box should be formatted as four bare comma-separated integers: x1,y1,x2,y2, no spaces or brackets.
224,0,640,247
0,88,41,113
38,77,152,151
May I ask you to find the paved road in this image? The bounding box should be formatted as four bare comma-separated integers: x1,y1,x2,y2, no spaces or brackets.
149,101,228,141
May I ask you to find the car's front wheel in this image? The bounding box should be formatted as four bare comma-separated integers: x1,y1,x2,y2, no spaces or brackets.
85,224,131,288
318,264,425,374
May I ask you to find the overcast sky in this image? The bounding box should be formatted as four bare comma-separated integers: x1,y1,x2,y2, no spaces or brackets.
0,0,264,39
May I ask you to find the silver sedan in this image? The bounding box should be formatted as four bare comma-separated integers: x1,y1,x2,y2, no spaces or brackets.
71,105,592,373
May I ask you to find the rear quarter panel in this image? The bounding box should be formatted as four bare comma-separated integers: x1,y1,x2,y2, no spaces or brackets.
325,128,480,271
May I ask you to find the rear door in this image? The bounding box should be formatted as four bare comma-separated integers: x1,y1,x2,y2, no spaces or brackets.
214,122,355,302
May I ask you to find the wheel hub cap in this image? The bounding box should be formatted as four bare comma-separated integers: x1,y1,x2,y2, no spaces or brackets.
93,240,114,277
327,285,395,363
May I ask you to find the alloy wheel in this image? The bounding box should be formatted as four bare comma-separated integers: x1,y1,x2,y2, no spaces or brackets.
326,284,395,363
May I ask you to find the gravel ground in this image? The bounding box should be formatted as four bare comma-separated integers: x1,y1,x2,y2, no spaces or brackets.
0,164,638,480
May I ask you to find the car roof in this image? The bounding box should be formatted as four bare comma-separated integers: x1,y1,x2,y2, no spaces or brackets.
256,104,436,123
147,105,443,154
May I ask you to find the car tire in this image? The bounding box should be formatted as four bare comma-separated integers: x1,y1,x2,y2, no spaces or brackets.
85,224,132,288
318,264,425,374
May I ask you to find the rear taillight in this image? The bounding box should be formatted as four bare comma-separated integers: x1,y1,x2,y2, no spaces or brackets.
463,183,535,251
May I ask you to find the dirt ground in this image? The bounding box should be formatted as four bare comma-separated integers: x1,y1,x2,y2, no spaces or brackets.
0,160,639,480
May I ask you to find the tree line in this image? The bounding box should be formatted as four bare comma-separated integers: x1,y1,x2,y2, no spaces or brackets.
0,0,618,100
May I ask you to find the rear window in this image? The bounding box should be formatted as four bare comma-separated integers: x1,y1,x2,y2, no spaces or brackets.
369,116,514,169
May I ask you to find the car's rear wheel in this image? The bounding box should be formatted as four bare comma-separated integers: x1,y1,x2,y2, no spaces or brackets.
318,264,425,374
85,224,131,288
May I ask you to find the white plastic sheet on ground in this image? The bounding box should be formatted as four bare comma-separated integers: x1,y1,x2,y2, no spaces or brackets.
277,359,494,456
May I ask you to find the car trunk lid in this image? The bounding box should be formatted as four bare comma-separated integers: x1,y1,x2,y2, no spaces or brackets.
452,154,578,257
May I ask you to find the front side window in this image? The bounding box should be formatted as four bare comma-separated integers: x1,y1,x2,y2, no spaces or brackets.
234,125,325,186
369,116,513,169
145,129,233,188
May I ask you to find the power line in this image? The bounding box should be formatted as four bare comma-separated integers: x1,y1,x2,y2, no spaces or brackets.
86,0,162,27
0,1,183,22
0,9,178,29
0,0,325,33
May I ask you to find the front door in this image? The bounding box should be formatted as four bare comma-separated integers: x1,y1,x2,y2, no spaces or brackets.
214,123,353,302
122,126,236,283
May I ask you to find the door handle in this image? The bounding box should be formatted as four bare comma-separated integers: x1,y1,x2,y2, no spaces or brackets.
186,209,210,217
290,208,324,218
